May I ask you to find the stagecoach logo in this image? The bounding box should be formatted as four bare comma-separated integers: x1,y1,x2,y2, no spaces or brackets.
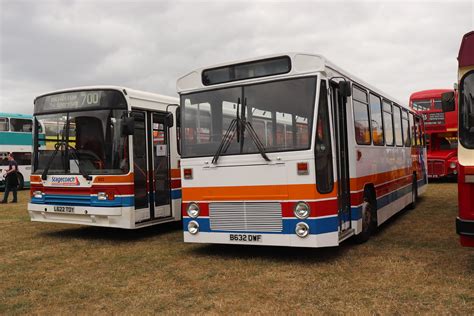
51,176,80,186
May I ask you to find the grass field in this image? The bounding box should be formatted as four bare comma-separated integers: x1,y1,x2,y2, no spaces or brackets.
0,183,473,314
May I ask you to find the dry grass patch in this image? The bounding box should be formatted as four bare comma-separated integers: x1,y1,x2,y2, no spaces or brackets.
0,184,473,314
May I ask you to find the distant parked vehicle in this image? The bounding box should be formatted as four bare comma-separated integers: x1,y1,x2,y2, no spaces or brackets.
410,89,458,179
0,112,36,190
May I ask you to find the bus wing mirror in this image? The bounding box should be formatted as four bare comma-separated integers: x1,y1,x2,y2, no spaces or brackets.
441,92,455,112
121,117,135,136
166,113,174,128
338,81,351,97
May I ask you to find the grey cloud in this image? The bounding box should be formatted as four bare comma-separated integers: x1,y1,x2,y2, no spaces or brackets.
0,0,472,113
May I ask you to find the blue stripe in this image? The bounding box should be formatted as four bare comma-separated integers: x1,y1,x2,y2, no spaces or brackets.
183,216,338,235
377,184,412,209
31,194,134,207
171,189,181,200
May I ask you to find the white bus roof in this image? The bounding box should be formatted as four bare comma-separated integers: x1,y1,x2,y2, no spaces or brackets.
35,85,178,104
177,52,407,109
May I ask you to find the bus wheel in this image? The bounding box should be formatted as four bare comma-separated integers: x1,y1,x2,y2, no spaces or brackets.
408,176,418,210
17,173,24,190
354,195,373,244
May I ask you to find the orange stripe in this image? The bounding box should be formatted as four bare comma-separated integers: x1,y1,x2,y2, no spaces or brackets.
171,169,181,178
30,175,41,182
93,173,134,184
183,183,337,201
350,167,413,191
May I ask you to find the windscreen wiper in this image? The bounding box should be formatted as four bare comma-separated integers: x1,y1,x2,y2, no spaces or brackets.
243,120,270,161
41,141,92,180
240,97,269,161
41,141,66,180
212,99,241,165
212,118,238,165
67,145,92,180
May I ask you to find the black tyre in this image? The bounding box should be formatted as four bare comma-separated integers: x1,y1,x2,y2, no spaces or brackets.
354,194,375,244
17,173,24,190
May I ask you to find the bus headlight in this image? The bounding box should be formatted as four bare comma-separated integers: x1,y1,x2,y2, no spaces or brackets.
450,162,456,169
33,191,43,199
186,203,200,218
294,202,310,219
97,192,107,201
295,222,310,238
188,220,200,235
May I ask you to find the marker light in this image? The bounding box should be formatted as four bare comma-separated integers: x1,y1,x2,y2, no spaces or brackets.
297,162,309,175
33,191,43,199
295,222,310,238
450,162,456,169
188,220,200,235
294,202,310,219
186,203,200,218
184,168,193,180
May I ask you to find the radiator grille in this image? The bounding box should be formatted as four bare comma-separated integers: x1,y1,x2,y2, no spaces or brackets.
209,202,282,232
428,160,445,177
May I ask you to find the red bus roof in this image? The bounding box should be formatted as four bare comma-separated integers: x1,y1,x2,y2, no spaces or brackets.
409,89,453,101
458,31,474,67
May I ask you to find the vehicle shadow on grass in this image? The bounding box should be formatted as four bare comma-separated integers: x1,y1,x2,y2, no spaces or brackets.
39,220,182,242
189,238,354,264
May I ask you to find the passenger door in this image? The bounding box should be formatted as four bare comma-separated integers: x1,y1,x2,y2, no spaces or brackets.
132,110,172,223
330,82,352,233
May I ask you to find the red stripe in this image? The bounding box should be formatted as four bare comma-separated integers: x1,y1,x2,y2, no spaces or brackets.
30,183,134,195
171,179,181,189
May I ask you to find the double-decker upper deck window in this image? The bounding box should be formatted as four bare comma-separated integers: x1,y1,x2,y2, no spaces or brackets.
202,57,291,86
352,86,371,145
369,93,384,145
0,117,8,131
412,100,431,111
382,100,394,146
10,119,32,132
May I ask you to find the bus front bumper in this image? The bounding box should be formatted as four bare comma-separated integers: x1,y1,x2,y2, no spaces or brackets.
456,217,474,237
28,203,135,228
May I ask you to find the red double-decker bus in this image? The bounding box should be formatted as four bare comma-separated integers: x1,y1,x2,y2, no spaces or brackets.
442,31,474,247
410,89,458,178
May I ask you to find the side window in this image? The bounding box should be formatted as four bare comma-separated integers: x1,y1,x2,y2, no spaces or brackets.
415,116,422,147
0,117,8,131
315,81,333,194
10,119,32,132
409,113,416,146
369,93,384,145
382,100,394,146
393,105,403,146
352,86,371,145
402,109,410,147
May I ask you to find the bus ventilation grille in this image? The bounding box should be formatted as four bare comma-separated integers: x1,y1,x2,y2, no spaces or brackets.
209,202,283,232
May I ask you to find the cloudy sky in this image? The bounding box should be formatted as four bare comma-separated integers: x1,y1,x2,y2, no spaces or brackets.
0,0,473,114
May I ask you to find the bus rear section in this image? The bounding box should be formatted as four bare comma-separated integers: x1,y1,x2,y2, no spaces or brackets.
28,86,182,229
178,53,427,248
0,113,35,190
444,31,474,246
410,90,458,179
